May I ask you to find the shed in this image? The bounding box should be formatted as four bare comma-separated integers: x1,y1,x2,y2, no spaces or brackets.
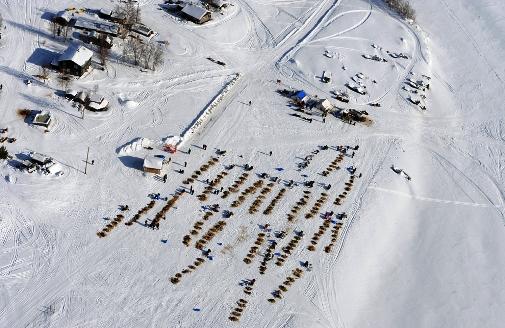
53,44,93,76
65,89,79,100
110,11,127,23
75,91,89,103
20,160,37,173
87,94,109,111
319,99,333,112
98,8,113,19
130,23,156,41
79,30,113,48
181,4,212,24
29,152,53,166
32,111,52,128
293,90,309,103
206,0,227,9
53,11,73,26
143,155,164,174
73,17,120,36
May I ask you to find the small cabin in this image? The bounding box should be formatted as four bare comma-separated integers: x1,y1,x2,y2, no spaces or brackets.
53,10,73,26
181,4,212,24
130,23,156,41
205,0,227,9
319,99,333,112
20,160,37,173
87,94,109,111
97,8,113,20
53,44,93,76
79,30,113,48
72,17,120,37
75,91,89,104
29,152,53,167
65,89,79,100
32,111,52,128
143,155,163,175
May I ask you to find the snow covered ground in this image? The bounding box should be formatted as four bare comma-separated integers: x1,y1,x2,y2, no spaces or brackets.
0,0,504,327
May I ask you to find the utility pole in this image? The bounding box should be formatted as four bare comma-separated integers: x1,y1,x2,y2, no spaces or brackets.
81,104,85,119
84,146,90,174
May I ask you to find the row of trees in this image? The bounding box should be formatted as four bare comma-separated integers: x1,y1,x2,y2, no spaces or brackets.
122,38,164,71
114,0,141,34
385,0,416,21
49,20,71,39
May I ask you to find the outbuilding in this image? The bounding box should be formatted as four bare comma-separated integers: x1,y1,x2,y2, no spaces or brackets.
79,30,113,48
29,152,53,166
130,23,156,41
98,8,113,19
53,44,93,76
143,155,164,174
75,90,89,103
98,8,126,24
72,17,120,37
181,4,212,24
205,0,227,9
319,99,333,112
87,94,109,111
32,111,52,128
65,89,79,100
53,10,73,26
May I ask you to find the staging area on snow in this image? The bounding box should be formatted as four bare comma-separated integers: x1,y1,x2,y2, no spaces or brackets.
0,0,505,327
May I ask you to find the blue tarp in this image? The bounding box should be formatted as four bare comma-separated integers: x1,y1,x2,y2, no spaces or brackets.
294,90,307,101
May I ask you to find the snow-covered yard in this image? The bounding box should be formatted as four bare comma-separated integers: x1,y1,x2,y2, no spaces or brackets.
0,0,504,327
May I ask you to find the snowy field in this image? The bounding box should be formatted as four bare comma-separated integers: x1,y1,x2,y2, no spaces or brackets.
0,0,505,327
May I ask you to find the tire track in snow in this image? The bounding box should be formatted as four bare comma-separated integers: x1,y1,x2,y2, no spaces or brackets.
368,186,502,209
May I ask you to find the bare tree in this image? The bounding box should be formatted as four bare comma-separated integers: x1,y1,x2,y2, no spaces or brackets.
98,33,111,66
62,25,71,41
385,0,415,20
57,74,72,91
38,66,49,82
151,44,164,71
138,42,154,70
123,37,142,66
0,145,8,160
115,0,142,30
49,21,59,38
0,14,4,43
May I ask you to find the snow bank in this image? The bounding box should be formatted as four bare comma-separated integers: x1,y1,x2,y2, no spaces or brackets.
117,137,153,155
179,73,241,146
163,135,182,147
124,100,139,109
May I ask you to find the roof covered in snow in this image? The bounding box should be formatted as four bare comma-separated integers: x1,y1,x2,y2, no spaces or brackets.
181,4,209,20
58,44,93,67
131,23,155,37
88,94,109,110
143,155,163,170
55,10,73,22
208,0,226,7
29,152,52,164
33,111,52,124
99,8,112,16
320,99,333,110
73,16,120,35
